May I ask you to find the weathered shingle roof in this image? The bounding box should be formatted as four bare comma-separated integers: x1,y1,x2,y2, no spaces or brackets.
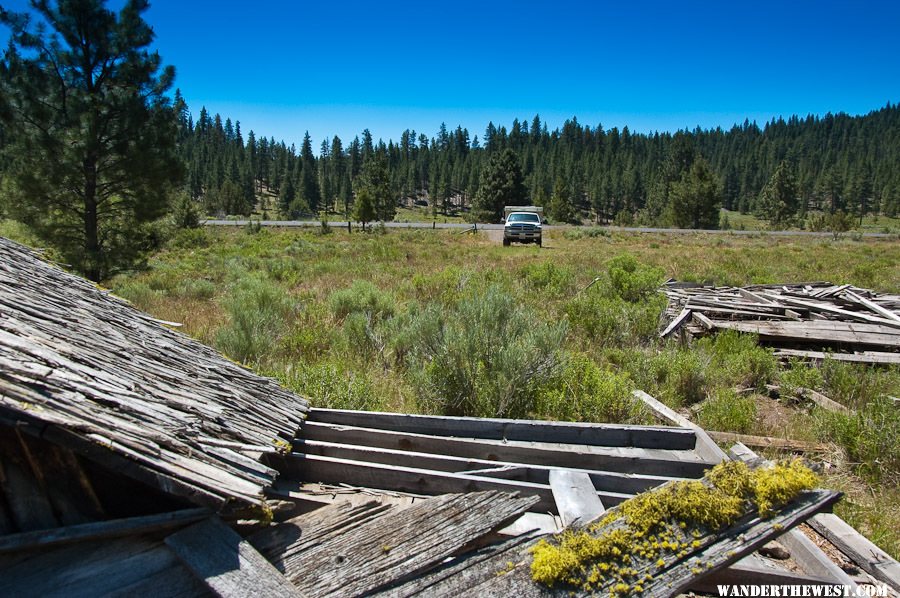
0,236,308,510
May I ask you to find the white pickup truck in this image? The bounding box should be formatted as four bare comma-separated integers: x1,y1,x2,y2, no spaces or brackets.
502,206,544,247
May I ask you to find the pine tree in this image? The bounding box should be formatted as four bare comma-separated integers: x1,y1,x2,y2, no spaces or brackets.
758,160,799,226
356,152,395,221
473,149,527,222
353,188,376,230
669,158,722,229
0,0,183,280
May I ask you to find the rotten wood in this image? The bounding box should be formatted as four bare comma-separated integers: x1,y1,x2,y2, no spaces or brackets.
165,516,302,597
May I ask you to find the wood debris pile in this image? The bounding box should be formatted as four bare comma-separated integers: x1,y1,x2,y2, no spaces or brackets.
661,281,900,364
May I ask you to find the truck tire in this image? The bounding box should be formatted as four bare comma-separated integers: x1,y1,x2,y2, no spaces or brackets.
537,237,542,247
503,237,510,247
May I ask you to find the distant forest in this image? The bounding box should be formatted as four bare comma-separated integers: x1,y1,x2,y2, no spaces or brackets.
7,92,900,225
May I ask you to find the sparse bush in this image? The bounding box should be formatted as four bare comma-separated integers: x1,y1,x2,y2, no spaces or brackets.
816,395,900,485
114,280,158,309
168,227,210,250
779,358,825,397
272,360,382,411
698,389,757,433
565,292,667,347
663,350,710,406
698,330,777,390
175,278,216,300
519,262,575,296
403,285,566,418
216,276,295,364
606,254,665,302
534,353,645,424
172,192,201,229
329,280,396,322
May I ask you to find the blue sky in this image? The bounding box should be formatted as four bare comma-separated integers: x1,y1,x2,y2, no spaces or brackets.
3,1,899,148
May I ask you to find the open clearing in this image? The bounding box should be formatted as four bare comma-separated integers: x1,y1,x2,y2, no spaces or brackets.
106,226,900,558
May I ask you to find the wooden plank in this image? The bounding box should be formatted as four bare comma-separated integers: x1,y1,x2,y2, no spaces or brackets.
779,525,859,586
759,293,900,329
269,491,538,598
0,534,209,597
707,431,829,453
774,348,900,365
631,390,728,463
712,319,900,348
660,308,692,338
0,508,210,554
797,387,854,415
548,470,605,528
388,488,841,597
808,513,900,592
844,290,900,323
165,517,302,598
296,439,683,495
693,558,840,592
301,421,715,477
307,408,696,450
272,452,632,512
692,311,715,330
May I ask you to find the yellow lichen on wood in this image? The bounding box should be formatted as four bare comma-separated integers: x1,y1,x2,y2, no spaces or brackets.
529,459,819,594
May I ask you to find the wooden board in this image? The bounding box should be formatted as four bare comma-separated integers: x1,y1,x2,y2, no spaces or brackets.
307,408,697,450
272,453,632,512
773,349,900,365
548,470,604,528
301,421,714,478
295,439,684,495
0,534,210,597
808,513,900,592
0,508,209,554
631,390,727,463
165,517,301,597
260,491,538,598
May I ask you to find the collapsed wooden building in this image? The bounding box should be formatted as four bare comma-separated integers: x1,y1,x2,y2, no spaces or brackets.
661,281,900,364
1,236,898,596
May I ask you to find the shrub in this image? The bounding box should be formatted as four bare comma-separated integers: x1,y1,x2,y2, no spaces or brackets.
534,353,645,424
175,278,216,300
272,360,382,411
816,394,900,485
698,330,777,391
114,280,157,309
519,262,575,296
606,254,665,303
403,285,567,418
216,276,295,364
329,280,396,322
779,358,825,397
698,389,757,433
168,227,210,250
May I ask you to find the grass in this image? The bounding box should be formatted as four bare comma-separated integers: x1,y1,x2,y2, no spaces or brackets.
9,222,896,557
719,209,900,234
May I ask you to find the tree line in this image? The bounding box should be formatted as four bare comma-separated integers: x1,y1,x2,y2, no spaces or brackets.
180,100,900,226
1,1,898,283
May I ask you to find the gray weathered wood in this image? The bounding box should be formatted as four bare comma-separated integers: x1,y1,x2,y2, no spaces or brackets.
273,452,632,512
0,534,210,597
548,470,604,527
727,443,856,587
307,408,696,450
808,513,900,592
631,390,727,463
296,439,685,494
797,387,854,415
164,517,301,598
779,526,858,586
0,236,309,511
301,421,715,477
773,348,900,365
660,308,692,338
0,508,210,554
268,491,538,598
844,290,900,323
